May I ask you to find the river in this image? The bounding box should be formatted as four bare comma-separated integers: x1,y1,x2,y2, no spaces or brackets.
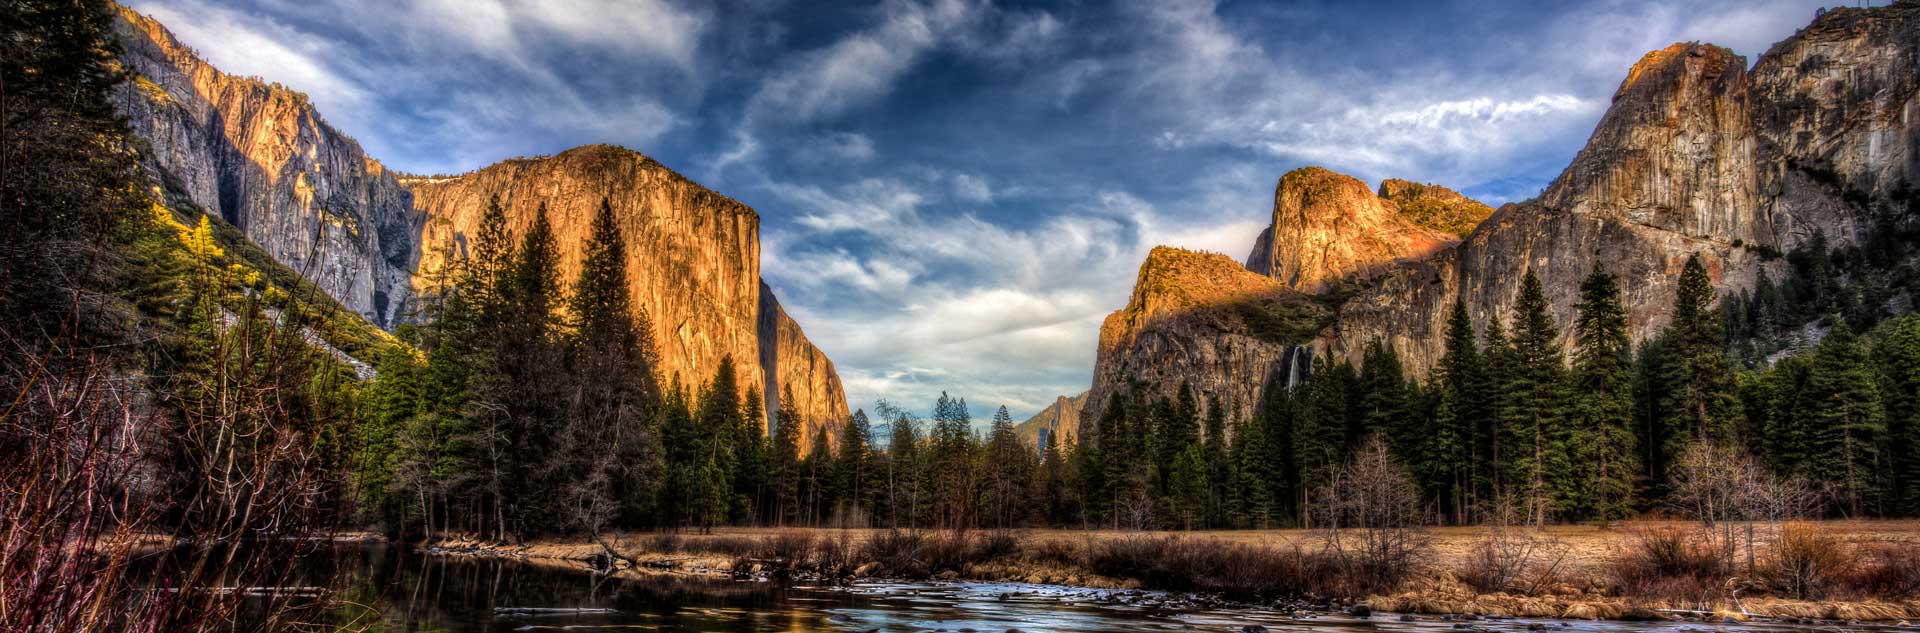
289,546,1886,632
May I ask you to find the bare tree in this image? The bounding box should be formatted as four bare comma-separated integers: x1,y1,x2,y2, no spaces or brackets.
1464,494,1570,594
1320,436,1428,593
1669,440,1825,575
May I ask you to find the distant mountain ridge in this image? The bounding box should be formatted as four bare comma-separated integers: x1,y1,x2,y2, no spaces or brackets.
1014,391,1088,450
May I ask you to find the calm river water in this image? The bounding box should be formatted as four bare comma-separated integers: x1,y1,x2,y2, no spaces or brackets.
299,546,1887,632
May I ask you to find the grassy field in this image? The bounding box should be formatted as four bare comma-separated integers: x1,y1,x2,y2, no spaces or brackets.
568,519,1919,573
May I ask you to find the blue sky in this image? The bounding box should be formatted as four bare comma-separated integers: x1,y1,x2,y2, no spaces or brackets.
134,0,1832,420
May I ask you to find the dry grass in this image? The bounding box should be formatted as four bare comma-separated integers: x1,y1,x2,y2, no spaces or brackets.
441,520,1920,621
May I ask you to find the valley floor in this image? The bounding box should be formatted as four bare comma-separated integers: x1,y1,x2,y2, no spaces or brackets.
423,519,1920,624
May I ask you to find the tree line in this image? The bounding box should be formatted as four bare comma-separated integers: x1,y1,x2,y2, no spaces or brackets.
359,209,1920,537
1066,254,1920,530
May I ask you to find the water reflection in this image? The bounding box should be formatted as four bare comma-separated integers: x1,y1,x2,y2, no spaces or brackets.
304,546,1885,632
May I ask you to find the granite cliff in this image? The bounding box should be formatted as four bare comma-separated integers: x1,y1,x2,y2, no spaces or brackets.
1245,167,1463,293
1013,391,1089,451
1328,0,1920,374
113,8,420,328
110,8,851,440
1087,2,1920,441
402,145,850,439
1081,247,1325,432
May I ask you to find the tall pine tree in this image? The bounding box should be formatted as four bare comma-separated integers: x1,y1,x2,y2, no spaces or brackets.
1570,267,1638,524
1503,271,1567,525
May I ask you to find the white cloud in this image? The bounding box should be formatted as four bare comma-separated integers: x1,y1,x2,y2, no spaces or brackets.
518,0,708,67
819,131,877,161
950,173,992,203
747,0,981,123
760,171,1265,418
773,178,928,232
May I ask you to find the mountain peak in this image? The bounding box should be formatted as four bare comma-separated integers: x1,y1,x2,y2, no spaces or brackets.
1377,178,1494,237
1616,42,1742,102
1245,166,1454,292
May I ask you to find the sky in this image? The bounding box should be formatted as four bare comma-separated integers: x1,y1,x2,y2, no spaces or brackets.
131,0,1836,421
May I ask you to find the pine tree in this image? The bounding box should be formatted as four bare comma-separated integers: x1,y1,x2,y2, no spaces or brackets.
1096,393,1147,528
495,203,566,534
1660,254,1742,447
1154,384,1200,494
1294,357,1349,527
355,347,424,531
736,391,768,524
1167,444,1209,530
1202,394,1230,528
1874,315,1920,515
1751,355,1815,475
1503,271,1567,525
1806,321,1885,516
470,195,514,309
1570,267,1639,524
1071,416,1106,528
1038,430,1073,526
658,382,700,527
834,409,874,525
881,401,926,527
982,405,1031,529
804,421,834,526
1230,416,1278,528
562,198,660,533
691,357,744,528
770,387,803,525
1431,300,1480,523
1480,316,1514,506
928,393,978,528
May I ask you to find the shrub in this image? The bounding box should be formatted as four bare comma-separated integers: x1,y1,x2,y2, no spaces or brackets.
978,531,1021,561
1847,540,1920,597
813,530,860,576
1758,523,1858,599
1027,538,1082,566
763,531,815,563
1462,531,1570,595
685,535,761,557
920,531,978,573
648,532,684,553
1607,527,1722,597
1087,536,1339,600
862,530,930,578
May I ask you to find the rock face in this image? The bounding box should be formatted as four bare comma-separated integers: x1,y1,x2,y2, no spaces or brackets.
1245,167,1458,293
1082,247,1326,435
1324,2,1920,375
111,8,852,437
759,282,852,446
405,146,850,440
112,7,420,327
1013,391,1088,451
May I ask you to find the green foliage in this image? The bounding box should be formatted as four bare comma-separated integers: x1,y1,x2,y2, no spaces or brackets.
1569,267,1638,524
1875,316,1920,515
1502,271,1569,525
1804,322,1884,516
1658,255,1742,465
